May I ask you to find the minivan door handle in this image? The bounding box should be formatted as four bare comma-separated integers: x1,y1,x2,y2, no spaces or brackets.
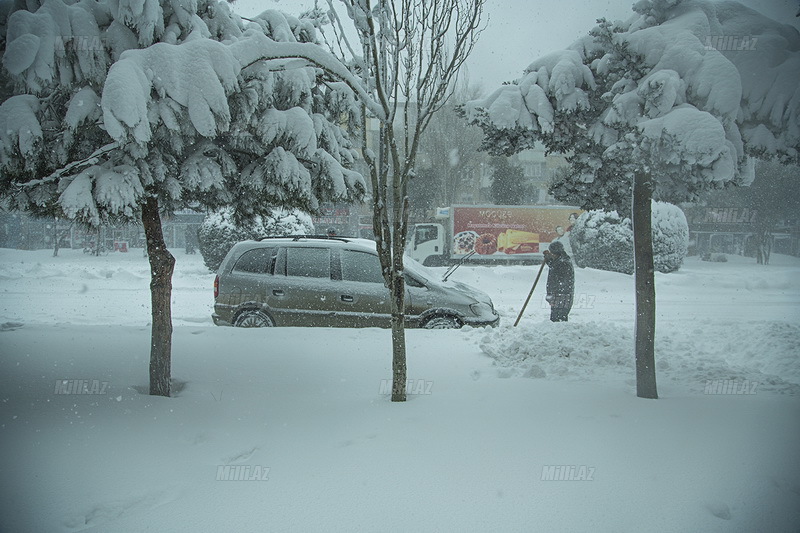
272,289,285,296
340,295,354,302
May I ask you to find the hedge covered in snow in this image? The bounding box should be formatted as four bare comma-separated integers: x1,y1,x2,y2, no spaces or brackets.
569,202,688,274
198,208,314,272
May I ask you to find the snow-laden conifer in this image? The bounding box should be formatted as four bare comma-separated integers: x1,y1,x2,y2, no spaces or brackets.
570,202,688,274
198,207,314,272
462,0,799,399
0,0,365,396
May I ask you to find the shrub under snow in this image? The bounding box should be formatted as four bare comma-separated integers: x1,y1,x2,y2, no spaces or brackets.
569,202,688,274
198,208,314,272
652,202,690,273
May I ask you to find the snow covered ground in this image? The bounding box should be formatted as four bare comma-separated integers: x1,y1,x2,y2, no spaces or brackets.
0,247,798,532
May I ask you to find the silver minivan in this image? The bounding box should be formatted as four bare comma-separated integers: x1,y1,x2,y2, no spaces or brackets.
212,236,499,328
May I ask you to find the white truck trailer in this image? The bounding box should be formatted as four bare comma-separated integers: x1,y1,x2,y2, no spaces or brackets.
408,205,581,266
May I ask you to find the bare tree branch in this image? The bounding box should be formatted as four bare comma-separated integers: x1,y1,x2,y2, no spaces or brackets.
327,0,485,401
21,142,120,188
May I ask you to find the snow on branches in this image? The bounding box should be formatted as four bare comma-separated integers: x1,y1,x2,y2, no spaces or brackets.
0,0,366,225
103,38,240,143
59,163,144,224
0,96,42,170
462,0,800,210
3,0,107,92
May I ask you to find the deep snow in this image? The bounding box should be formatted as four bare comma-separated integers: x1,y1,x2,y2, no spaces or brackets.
0,247,798,532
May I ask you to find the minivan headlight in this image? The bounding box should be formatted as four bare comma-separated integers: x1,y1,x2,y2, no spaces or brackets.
470,302,493,317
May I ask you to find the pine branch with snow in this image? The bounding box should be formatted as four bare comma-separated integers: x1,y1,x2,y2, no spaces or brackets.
461,0,799,400
462,1,800,211
0,0,368,398
0,0,367,226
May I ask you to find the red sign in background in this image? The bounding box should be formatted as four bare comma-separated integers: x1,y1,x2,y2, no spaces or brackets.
451,206,581,256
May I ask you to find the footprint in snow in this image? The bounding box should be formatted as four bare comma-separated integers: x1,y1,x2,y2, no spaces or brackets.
704,500,732,520
496,368,516,379
337,433,378,448
225,446,259,464
63,487,181,530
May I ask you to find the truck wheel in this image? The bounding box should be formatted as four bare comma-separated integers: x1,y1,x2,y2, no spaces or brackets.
422,315,462,329
234,310,275,328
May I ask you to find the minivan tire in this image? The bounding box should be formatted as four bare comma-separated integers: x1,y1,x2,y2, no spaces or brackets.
234,309,275,328
422,315,462,329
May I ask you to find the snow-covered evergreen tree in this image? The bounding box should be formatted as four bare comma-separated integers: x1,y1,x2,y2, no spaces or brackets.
651,202,688,273
489,156,528,205
570,210,635,273
198,207,313,272
570,202,688,274
462,0,799,399
0,0,365,396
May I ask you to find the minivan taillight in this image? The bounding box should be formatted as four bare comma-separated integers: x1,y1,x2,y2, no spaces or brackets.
214,275,219,299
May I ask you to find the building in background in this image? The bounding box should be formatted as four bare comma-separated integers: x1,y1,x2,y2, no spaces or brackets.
684,206,799,257
504,145,569,205
0,210,204,252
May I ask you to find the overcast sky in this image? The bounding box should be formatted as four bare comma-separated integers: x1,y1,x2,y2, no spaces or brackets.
231,0,800,92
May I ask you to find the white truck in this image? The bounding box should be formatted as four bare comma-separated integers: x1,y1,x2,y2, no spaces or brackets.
408,205,581,266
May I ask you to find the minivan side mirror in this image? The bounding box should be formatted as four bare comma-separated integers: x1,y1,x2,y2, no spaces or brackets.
405,274,426,289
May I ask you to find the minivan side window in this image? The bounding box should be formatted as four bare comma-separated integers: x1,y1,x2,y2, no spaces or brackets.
233,248,276,274
286,248,331,278
340,250,384,283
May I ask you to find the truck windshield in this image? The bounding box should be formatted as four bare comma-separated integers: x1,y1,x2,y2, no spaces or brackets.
414,225,438,245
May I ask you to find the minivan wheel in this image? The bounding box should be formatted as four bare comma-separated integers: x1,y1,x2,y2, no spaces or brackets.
234,310,275,328
422,315,462,329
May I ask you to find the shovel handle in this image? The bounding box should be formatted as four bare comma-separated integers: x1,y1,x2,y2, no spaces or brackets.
513,260,547,327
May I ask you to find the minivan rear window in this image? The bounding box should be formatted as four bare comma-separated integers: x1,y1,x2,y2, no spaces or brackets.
341,250,384,283
286,248,331,278
233,248,276,274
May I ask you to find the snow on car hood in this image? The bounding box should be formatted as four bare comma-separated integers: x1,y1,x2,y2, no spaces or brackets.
403,255,493,306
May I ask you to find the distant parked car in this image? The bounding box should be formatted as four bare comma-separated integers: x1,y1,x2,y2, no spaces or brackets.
212,236,499,329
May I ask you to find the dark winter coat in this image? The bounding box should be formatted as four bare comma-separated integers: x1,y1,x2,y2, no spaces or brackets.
545,251,575,309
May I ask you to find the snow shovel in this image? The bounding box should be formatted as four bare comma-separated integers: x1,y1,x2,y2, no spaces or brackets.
513,260,546,327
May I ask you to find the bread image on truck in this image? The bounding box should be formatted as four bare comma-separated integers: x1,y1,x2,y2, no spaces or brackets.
409,205,581,266
497,229,540,254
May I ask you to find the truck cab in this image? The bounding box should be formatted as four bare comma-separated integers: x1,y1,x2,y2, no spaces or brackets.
409,223,447,266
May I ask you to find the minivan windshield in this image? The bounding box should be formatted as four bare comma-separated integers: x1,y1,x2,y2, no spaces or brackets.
402,254,438,286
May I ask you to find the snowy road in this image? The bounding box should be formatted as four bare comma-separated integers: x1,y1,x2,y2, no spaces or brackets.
1,248,798,532
2,248,797,326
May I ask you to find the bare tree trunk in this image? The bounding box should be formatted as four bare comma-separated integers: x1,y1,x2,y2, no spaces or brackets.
141,196,176,397
390,271,407,402
390,189,410,402
370,121,409,402
344,0,484,404
53,217,59,257
632,171,658,399
756,229,772,265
